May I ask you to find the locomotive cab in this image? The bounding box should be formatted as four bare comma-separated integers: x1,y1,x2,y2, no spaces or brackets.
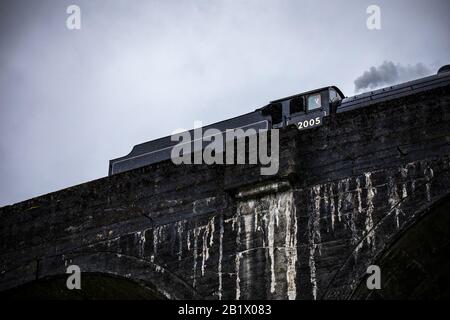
260,86,344,130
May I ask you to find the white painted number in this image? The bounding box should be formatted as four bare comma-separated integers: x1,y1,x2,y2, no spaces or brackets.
297,117,321,130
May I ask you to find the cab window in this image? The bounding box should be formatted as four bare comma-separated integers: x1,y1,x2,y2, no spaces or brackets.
329,89,341,102
269,103,282,124
307,93,321,111
289,97,304,114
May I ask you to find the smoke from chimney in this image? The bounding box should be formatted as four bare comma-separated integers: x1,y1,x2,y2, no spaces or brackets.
354,61,432,92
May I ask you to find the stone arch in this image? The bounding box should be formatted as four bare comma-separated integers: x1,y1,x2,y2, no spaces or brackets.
1,272,164,299
0,251,200,300
350,194,450,299
321,188,450,299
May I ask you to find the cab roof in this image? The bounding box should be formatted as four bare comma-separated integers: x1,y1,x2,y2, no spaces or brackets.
269,86,345,104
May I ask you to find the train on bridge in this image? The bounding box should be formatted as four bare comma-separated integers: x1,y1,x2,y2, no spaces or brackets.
109,65,450,176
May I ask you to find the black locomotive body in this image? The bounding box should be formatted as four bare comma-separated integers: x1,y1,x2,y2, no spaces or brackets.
109,66,450,176
109,111,270,175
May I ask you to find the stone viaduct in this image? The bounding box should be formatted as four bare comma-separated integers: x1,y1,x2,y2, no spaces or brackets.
1,85,449,299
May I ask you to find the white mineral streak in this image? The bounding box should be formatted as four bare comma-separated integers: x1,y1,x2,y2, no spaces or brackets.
267,196,276,294
201,228,209,276
243,213,252,270
400,166,408,199
235,252,242,300
388,177,402,229
323,185,329,232
329,183,336,231
233,190,298,299
155,265,164,273
275,197,280,227
254,205,259,232
160,290,172,299
337,180,343,222
346,189,357,246
192,228,199,288
408,162,417,192
402,183,408,199
136,230,146,257
308,186,322,300
235,209,242,300
176,221,184,261
234,212,254,300
187,231,191,251
209,216,215,247
344,178,351,223
232,215,237,231
153,227,159,257
218,215,224,300
201,217,216,276
356,177,362,214
150,225,166,261
284,192,298,300
364,173,376,249
425,166,434,202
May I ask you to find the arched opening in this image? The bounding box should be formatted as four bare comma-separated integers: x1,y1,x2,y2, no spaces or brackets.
0,272,165,300
351,195,450,299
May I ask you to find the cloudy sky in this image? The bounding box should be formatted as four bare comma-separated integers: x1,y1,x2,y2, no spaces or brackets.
1,0,449,206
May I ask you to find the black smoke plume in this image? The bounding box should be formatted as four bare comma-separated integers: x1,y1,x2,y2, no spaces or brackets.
354,61,431,92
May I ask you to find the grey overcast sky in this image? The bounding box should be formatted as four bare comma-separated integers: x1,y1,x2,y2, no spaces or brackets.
1,0,449,206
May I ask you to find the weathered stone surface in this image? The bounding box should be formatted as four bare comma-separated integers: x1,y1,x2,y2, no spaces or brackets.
1,85,450,299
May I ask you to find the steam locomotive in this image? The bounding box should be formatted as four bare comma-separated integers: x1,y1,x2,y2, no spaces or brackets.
109,65,450,176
